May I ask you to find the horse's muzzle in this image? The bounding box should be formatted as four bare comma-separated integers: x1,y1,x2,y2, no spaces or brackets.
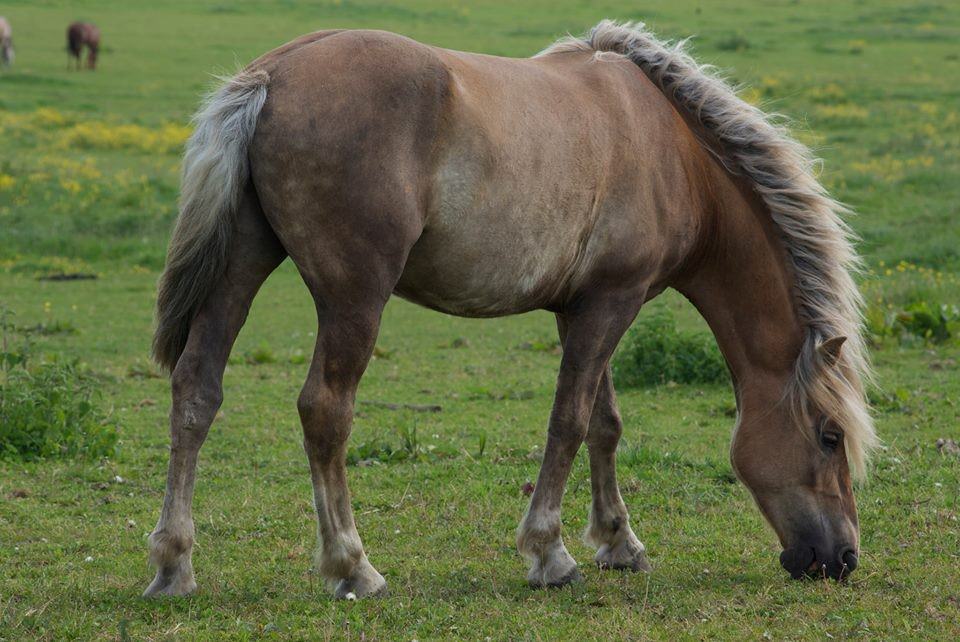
780,546,858,580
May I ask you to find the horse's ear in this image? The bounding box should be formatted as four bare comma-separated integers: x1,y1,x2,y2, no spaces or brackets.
818,336,847,367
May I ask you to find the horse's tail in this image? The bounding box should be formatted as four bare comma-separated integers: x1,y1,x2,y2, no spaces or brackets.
153,69,269,372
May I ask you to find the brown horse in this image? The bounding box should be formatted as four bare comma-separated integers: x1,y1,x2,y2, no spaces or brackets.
145,21,876,599
67,21,99,70
0,17,12,67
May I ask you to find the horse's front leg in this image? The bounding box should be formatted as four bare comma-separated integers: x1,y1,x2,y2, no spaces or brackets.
517,294,643,587
553,316,651,575
583,368,652,572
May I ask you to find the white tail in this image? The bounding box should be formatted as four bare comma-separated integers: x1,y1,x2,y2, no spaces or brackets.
153,68,269,371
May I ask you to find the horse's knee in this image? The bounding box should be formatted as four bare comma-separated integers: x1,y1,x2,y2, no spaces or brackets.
547,393,594,445
587,406,623,451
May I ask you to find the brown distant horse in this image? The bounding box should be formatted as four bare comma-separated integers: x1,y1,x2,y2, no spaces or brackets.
67,21,99,70
0,17,13,67
145,21,876,599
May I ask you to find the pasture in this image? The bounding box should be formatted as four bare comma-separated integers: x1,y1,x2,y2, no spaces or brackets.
1,0,959,639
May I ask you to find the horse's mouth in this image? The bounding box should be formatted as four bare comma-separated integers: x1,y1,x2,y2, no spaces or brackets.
781,546,856,581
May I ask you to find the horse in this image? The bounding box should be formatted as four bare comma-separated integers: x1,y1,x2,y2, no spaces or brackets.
0,17,13,67
144,21,876,599
66,21,100,70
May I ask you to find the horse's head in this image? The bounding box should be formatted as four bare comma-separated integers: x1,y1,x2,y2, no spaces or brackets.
731,336,865,581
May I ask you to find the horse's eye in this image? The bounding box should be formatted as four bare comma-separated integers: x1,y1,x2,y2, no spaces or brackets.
820,430,841,450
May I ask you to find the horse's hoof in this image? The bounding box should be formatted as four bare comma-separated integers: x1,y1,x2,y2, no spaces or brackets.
142,567,197,598
595,538,652,573
527,553,582,589
528,566,582,588
332,559,387,599
545,565,582,588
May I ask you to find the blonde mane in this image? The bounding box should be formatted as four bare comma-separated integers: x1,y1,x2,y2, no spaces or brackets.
540,21,877,478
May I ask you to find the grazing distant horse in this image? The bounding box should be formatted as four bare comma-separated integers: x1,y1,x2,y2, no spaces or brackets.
67,21,99,70
145,21,876,599
0,17,12,67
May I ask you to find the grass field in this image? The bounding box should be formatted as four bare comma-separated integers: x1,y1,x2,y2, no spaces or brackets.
2,0,959,639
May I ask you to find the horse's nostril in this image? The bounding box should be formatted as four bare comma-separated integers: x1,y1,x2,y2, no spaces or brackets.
841,549,859,573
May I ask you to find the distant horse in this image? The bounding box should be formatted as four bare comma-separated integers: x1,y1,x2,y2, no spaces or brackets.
67,21,99,70
145,21,876,599
0,17,12,67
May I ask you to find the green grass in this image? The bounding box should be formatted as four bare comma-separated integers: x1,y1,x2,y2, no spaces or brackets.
1,0,959,639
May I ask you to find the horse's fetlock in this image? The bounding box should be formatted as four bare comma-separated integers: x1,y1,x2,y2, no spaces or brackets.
148,527,194,567
517,510,562,557
318,539,364,580
585,502,631,546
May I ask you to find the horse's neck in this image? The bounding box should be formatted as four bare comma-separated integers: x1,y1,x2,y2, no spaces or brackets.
675,171,804,401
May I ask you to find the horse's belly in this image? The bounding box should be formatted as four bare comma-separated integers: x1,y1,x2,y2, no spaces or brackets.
394,254,562,318
395,177,593,317
395,223,576,317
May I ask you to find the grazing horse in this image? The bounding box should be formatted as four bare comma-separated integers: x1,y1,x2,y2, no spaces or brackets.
0,17,12,67
67,21,99,70
145,21,876,599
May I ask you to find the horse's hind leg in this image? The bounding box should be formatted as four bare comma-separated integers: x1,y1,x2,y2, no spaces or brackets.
296,302,390,598
285,257,410,598
144,188,285,597
256,181,418,598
